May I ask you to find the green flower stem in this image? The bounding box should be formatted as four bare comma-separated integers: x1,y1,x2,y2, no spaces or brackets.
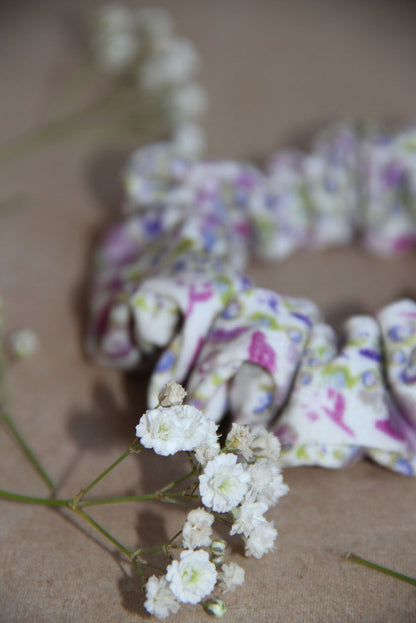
81,493,160,507
0,303,55,492
1,411,56,492
73,507,144,579
0,91,118,167
158,469,195,493
140,560,166,572
72,439,142,507
0,488,69,506
345,553,416,586
81,491,198,508
73,507,131,557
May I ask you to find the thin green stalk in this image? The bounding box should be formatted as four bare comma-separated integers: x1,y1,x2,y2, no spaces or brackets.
345,553,416,587
1,411,56,492
0,488,69,506
81,493,159,507
73,508,145,579
73,440,141,506
74,507,132,559
0,91,117,167
0,302,55,492
139,560,166,573
159,469,195,494
81,491,197,508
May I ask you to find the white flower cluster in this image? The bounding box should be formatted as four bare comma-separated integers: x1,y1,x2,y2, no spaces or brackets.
93,4,207,156
136,384,289,619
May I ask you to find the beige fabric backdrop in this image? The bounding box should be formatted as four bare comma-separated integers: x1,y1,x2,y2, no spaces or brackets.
0,1,415,621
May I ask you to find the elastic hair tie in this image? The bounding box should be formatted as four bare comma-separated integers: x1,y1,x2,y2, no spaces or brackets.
87,121,416,476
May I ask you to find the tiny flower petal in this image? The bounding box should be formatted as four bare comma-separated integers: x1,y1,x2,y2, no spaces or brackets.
244,520,278,559
166,549,217,604
230,501,268,537
246,459,289,507
136,404,211,455
182,508,214,550
144,575,180,619
219,562,245,593
199,453,251,512
194,420,220,467
225,423,256,461
251,429,282,463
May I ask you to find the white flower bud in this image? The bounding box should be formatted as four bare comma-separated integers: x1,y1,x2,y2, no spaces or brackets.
209,540,227,556
203,598,227,618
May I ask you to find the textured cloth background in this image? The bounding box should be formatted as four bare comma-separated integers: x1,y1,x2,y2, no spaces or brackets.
0,1,415,621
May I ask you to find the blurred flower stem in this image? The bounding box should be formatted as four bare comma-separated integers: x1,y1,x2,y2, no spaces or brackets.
0,301,55,491
0,87,163,167
345,552,416,586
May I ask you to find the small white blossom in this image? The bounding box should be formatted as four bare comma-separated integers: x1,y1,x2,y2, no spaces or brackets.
193,420,220,467
166,82,208,124
219,562,245,593
225,423,256,461
158,381,187,407
144,575,180,619
199,453,251,512
244,520,278,559
246,459,289,506
139,38,200,92
93,4,139,73
166,549,217,604
173,122,206,158
182,508,214,550
8,329,39,359
230,501,268,537
203,598,227,618
136,404,210,455
251,429,282,463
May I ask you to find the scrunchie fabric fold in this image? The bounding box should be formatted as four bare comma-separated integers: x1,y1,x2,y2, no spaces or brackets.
87,122,416,476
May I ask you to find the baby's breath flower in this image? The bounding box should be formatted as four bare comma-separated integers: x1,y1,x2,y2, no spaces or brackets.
230,501,268,537
136,404,211,455
158,380,187,407
246,459,289,506
199,453,251,513
251,428,282,463
166,82,208,124
203,597,227,618
193,420,220,467
144,575,180,619
173,122,206,157
166,549,217,604
182,508,214,550
8,329,39,359
225,423,256,461
219,562,245,593
139,39,200,93
243,520,278,559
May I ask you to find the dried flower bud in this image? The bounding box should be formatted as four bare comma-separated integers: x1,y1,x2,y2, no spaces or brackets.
203,598,227,618
158,381,187,407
